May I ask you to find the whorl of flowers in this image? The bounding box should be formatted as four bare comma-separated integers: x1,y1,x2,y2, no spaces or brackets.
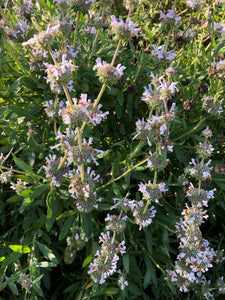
124,0,145,10
185,158,213,181
211,59,225,79
88,231,126,284
133,109,175,143
61,93,109,128
213,21,225,36
54,0,70,10
69,0,95,14
202,96,223,115
139,181,168,203
2,20,29,43
93,57,126,85
54,130,103,165
22,26,57,49
43,154,73,187
10,179,28,195
110,15,141,40
44,54,76,88
13,0,33,19
132,201,157,230
68,167,102,212
44,98,64,118
28,48,48,72
151,45,177,61
186,0,203,9
64,226,88,264
141,73,178,108
159,9,181,27
105,214,127,232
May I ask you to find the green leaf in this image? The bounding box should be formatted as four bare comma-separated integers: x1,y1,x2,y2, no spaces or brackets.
9,245,31,253
215,181,225,190
33,215,46,230
8,281,19,295
143,268,151,289
112,152,121,178
117,91,124,106
0,252,21,269
12,154,33,173
127,283,142,296
45,191,58,232
56,210,76,220
59,216,74,241
82,255,93,268
36,241,58,264
145,229,152,255
32,274,44,285
38,0,54,12
123,254,129,274
29,183,50,200
81,213,93,238
6,194,23,204
35,261,57,268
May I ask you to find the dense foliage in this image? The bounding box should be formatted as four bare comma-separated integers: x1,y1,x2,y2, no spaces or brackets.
0,0,225,299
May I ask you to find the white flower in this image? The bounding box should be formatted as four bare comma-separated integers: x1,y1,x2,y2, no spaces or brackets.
186,0,203,9
110,15,141,39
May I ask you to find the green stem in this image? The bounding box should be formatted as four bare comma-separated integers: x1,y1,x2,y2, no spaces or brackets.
96,158,148,191
142,247,165,274
54,95,58,136
48,47,57,65
54,121,57,136
0,6,14,30
93,82,107,109
111,39,121,66
128,140,144,161
2,38,29,74
153,170,157,185
91,29,100,55
73,11,81,49
57,154,68,170
156,220,176,233
172,118,206,142
143,199,151,215
213,80,222,103
0,166,45,180
62,84,74,109
77,127,85,182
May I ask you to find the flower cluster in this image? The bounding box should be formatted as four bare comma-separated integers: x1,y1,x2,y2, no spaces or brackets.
88,231,126,284
211,59,225,79
141,72,178,108
202,96,223,115
22,26,57,49
166,128,225,296
124,0,145,10
64,226,89,264
43,154,73,187
44,98,64,118
70,0,95,14
159,9,181,26
61,94,109,127
186,0,203,9
93,57,126,85
68,167,102,212
44,54,76,91
1,20,29,43
139,181,168,203
110,15,141,40
151,45,177,61
10,179,28,194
